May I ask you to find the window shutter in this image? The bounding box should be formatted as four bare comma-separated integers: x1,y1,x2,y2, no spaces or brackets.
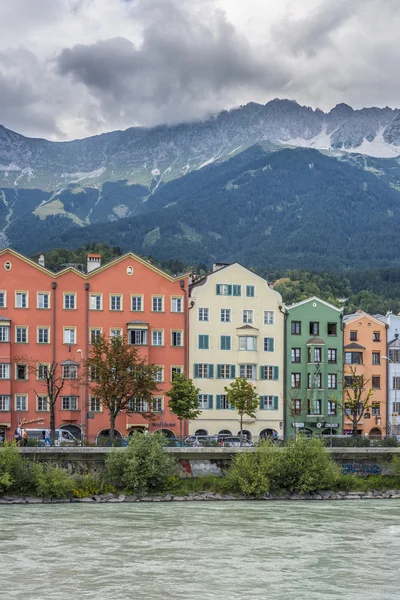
194,364,199,378
216,284,221,295
220,336,225,350
217,364,221,378
230,365,236,379
216,395,221,409
268,338,275,352
227,285,232,296
208,364,214,378
208,395,213,409
273,396,279,410
259,396,265,410
260,366,265,380
273,366,279,380
227,337,231,350
205,335,209,350
233,285,241,296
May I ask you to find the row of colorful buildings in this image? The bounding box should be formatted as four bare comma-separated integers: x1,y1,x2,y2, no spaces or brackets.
0,248,399,441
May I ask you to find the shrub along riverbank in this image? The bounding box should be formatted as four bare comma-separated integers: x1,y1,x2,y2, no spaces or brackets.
2,436,400,501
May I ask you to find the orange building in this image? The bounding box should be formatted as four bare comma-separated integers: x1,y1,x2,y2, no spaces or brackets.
0,249,190,441
343,311,387,437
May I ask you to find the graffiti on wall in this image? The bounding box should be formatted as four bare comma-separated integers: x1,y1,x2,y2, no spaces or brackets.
342,463,381,476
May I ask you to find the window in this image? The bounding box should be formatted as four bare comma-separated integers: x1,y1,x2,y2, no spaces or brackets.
0,396,10,411
291,321,301,335
372,352,380,365
216,284,231,296
310,322,319,335
220,336,231,351
0,291,5,308
37,293,49,309
349,331,357,341
242,310,253,324
327,323,337,336
0,326,10,342
372,403,380,416
328,374,337,389
264,338,274,352
154,367,164,382
90,367,99,382
90,294,102,310
90,397,101,412
37,364,49,380
389,349,400,363
372,376,381,389
37,327,49,344
16,364,27,380
345,352,362,364
198,394,212,410
171,297,183,312
308,373,322,389
198,308,209,322
239,365,257,379
260,365,279,380
62,396,78,410
291,348,301,363
260,396,278,410
152,397,163,413
171,331,183,347
110,295,122,311
373,331,381,342
309,399,322,415
344,376,353,387
129,329,148,345
239,336,257,351
217,364,234,379
152,330,163,346
328,401,337,416
264,311,274,325
15,395,27,411
293,399,302,415
217,395,230,409
394,402,400,413
152,296,163,312
291,373,301,388
246,285,255,297
194,364,213,378
128,398,148,412
62,365,78,379
0,364,10,379
393,377,400,390
15,292,28,308
110,329,122,338
37,396,49,412
308,347,322,363
64,293,76,310
198,334,209,350
328,349,337,364
171,366,183,380
220,309,231,323
90,329,102,344
16,327,27,343
131,296,143,311
63,328,76,344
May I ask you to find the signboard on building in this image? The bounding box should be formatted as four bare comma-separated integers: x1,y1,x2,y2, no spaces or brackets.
324,423,339,428
293,423,305,428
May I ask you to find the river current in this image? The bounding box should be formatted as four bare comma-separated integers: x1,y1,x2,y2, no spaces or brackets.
0,501,399,600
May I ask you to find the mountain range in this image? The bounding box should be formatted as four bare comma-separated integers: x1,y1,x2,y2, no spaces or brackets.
1,98,400,269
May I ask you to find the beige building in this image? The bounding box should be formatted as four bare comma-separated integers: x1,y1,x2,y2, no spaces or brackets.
188,263,284,440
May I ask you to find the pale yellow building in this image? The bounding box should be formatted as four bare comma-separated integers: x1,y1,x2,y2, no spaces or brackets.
189,263,284,440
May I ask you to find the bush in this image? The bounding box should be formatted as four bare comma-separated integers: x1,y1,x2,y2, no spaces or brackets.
0,444,26,494
224,450,271,496
105,434,177,494
31,463,74,498
72,472,116,498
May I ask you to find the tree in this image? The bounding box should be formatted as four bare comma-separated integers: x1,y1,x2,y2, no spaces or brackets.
166,374,201,440
336,367,376,437
224,378,259,446
87,334,159,438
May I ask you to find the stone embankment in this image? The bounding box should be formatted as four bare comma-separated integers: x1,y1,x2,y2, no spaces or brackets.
2,490,400,504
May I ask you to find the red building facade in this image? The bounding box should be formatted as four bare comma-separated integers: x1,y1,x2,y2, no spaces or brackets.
0,249,189,441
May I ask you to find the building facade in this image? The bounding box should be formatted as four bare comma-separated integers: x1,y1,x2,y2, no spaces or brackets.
342,312,387,436
381,313,400,436
189,263,284,440
285,297,343,437
0,248,189,441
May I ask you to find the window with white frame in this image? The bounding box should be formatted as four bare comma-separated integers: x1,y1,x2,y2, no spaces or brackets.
0,326,10,342
218,364,231,379
37,364,49,380
171,331,183,347
218,284,230,296
218,395,230,409
220,308,231,323
152,330,163,346
64,293,76,309
110,329,122,338
154,367,164,382
246,285,255,297
37,327,49,344
242,310,254,324
264,311,274,325
152,397,163,412
15,395,27,411
16,292,28,308
198,394,210,409
90,329,102,344
110,295,122,311
197,364,210,378
37,293,49,309
261,366,274,380
131,296,143,311
0,291,5,308
37,396,49,411
0,364,10,379
260,396,275,410
0,395,10,411
16,327,27,343
239,336,257,351
62,396,78,410
239,364,256,379
90,397,101,412
171,366,182,380
129,329,148,345
198,308,209,322
171,297,183,312
16,364,27,380
128,398,148,412
63,328,76,344
152,296,163,312
62,364,78,379
90,294,102,310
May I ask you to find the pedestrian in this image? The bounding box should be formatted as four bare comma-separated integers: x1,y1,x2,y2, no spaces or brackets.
14,425,22,446
42,428,52,447
22,429,28,447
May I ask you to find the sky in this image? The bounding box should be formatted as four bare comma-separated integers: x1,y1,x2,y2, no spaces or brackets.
0,0,399,140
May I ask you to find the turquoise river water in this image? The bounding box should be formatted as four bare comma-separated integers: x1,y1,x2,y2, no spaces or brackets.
0,501,399,600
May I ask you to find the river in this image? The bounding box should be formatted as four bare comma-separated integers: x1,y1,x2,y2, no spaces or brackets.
0,501,399,599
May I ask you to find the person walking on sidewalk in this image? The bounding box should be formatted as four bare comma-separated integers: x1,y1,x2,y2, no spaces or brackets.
42,428,52,447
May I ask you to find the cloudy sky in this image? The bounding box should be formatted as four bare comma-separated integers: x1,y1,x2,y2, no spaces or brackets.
0,0,399,140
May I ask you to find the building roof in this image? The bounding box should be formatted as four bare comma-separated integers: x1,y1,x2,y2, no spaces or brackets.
306,336,326,346
287,296,343,313
343,311,386,327
344,342,366,350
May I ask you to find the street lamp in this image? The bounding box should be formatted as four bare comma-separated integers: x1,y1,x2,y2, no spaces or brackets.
382,356,396,437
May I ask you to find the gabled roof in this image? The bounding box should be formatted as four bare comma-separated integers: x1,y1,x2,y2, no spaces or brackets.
343,311,386,327
236,325,259,331
344,342,366,350
287,296,343,313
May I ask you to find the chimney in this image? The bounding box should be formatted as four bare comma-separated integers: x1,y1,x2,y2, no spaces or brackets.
87,253,101,273
38,253,45,268
212,262,230,272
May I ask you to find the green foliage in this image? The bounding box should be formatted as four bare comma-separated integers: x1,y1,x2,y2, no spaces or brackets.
166,375,201,436
104,434,177,494
168,474,223,495
0,444,21,493
224,450,271,496
31,463,74,498
72,472,116,498
225,378,259,418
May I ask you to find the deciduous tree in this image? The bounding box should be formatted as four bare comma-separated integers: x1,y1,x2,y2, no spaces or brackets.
224,378,259,446
166,374,201,440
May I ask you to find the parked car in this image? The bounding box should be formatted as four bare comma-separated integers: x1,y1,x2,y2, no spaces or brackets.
25,428,79,446
222,436,254,447
184,435,219,447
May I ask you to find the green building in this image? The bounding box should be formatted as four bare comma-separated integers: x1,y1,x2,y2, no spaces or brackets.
284,297,343,438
